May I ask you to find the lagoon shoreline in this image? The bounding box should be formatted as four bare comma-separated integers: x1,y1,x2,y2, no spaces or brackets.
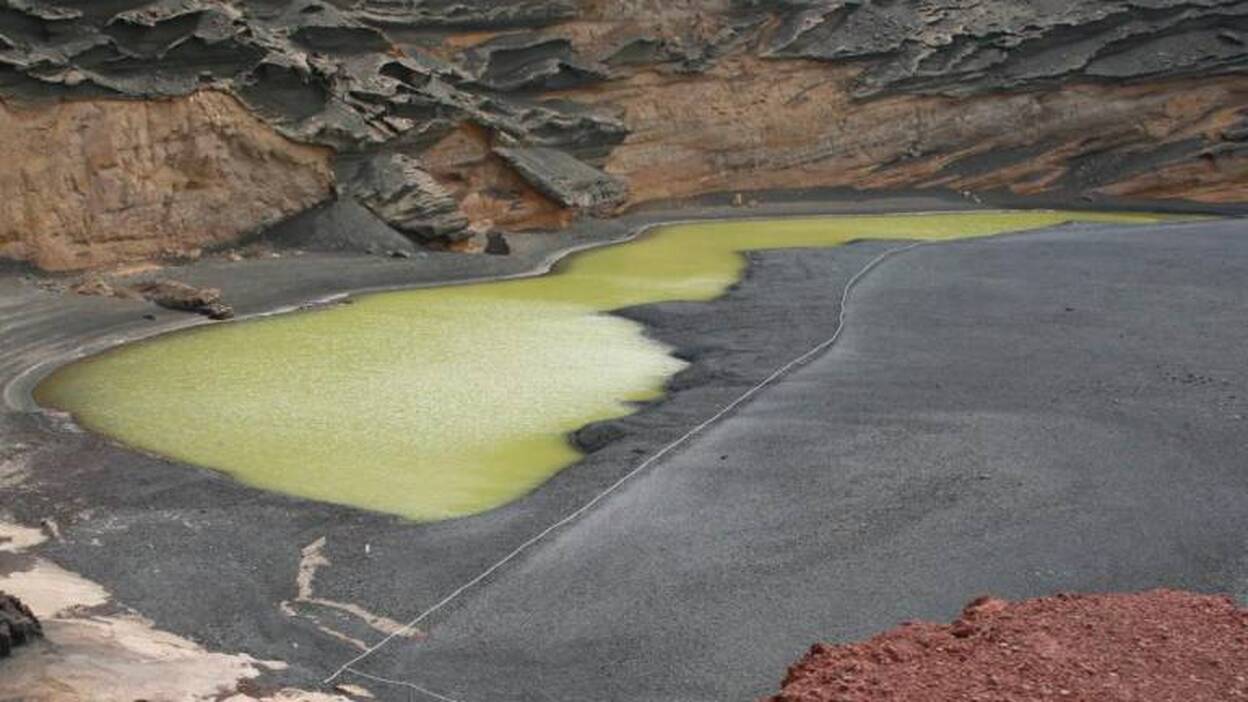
1,189,1244,699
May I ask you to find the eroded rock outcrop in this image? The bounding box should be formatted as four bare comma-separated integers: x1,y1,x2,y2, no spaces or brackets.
754,0,1248,97
495,146,628,212
1,0,1247,270
0,90,333,271
544,1,1248,206
351,0,577,30
340,152,470,242
132,280,235,320
564,60,1248,204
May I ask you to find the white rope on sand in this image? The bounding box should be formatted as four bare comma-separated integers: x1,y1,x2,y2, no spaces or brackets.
338,667,463,702
323,241,927,694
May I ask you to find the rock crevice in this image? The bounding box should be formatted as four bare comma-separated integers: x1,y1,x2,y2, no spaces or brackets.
2,0,1247,269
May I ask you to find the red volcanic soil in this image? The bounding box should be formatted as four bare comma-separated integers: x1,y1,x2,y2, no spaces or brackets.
767,590,1248,702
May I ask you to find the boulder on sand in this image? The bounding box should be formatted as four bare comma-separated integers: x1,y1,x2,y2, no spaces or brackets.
132,280,235,320
485,231,512,256
0,592,41,658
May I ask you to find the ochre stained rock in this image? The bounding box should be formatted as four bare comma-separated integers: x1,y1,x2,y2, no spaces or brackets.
420,123,574,232
0,91,334,271
2,1,1247,270
553,59,1248,206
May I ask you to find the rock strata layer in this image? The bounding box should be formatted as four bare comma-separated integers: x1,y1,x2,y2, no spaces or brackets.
1,0,1247,269
0,91,333,271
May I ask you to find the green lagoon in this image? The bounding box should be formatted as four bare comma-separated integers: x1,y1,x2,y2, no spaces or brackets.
36,211,1169,520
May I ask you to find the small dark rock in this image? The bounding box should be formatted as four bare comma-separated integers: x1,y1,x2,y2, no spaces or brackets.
485,232,511,256
0,592,42,658
203,303,236,321
950,619,976,638
347,154,470,244
573,420,628,453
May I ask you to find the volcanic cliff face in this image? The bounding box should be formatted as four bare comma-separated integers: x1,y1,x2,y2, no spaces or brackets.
0,91,333,271
1,0,1246,269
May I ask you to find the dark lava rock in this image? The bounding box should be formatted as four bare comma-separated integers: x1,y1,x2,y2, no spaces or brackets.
573,420,628,454
495,146,629,213
499,98,629,164
342,153,471,243
351,0,577,30
485,231,511,256
2,0,1247,261
0,0,635,242
0,592,42,658
132,280,235,320
750,0,1248,97
202,302,236,320
461,35,608,92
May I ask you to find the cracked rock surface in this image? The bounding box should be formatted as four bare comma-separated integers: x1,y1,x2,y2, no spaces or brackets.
1,0,1247,269
753,0,1248,96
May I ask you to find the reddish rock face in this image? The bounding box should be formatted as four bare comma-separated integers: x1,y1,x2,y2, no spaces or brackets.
766,590,1248,702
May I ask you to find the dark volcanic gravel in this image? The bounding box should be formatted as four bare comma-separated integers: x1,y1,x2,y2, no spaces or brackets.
768,590,1248,702
3,198,1245,699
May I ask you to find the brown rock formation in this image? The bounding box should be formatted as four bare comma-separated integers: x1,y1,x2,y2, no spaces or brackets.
131,280,235,320
557,61,1248,206
419,123,576,232
0,91,333,271
1,1,1247,271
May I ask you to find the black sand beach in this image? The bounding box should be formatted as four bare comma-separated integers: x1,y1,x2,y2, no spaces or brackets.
2,194,1246,700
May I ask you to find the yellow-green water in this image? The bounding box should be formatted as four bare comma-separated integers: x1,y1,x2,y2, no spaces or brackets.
35,211,1169,520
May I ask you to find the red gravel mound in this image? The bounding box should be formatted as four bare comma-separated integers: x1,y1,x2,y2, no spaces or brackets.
767,590,1248,702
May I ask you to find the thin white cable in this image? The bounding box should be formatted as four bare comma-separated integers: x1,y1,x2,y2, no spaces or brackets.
340,667,462,702
323,240,925,687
